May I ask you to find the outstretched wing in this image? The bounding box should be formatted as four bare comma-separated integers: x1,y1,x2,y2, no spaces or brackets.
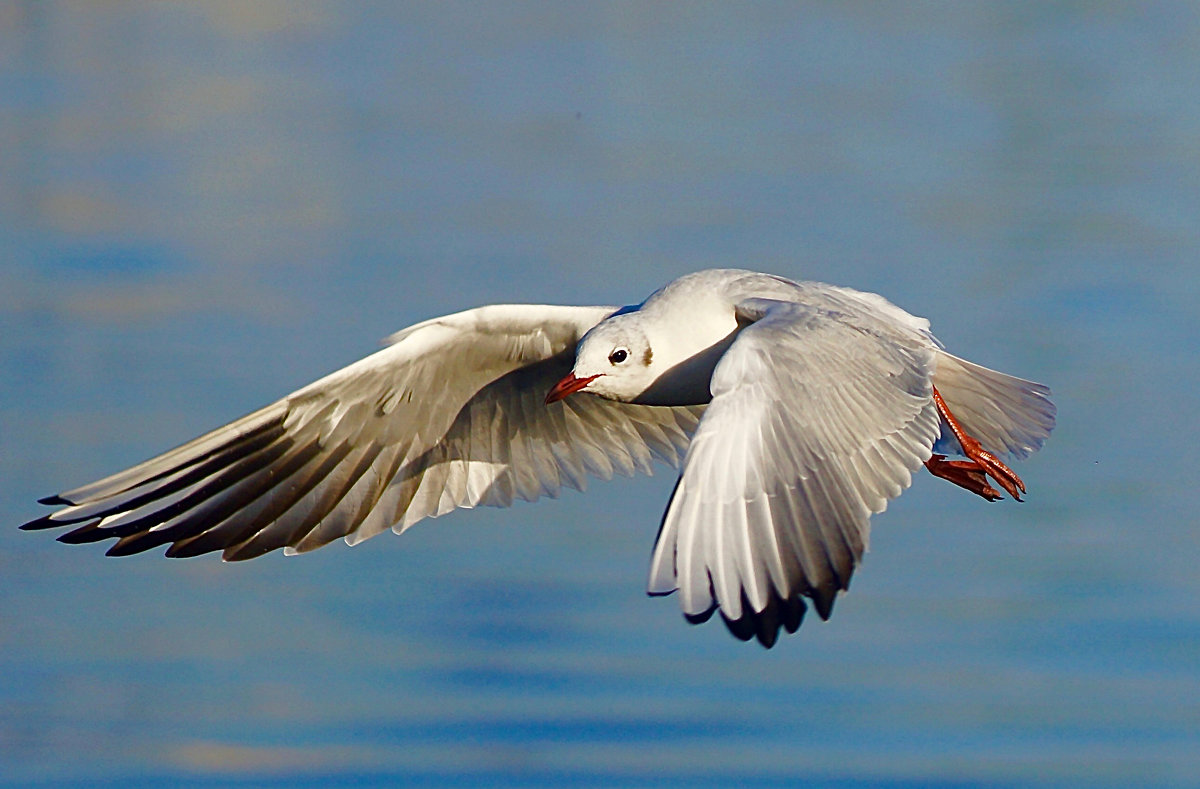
23,304,702,560
647,296,942,646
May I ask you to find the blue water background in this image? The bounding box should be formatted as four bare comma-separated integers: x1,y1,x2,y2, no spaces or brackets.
1,3,1198,787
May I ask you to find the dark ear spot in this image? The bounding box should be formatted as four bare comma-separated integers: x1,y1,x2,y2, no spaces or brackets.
642,347,653,366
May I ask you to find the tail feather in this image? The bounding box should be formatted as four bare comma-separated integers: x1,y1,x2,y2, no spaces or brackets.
932,351,1056,460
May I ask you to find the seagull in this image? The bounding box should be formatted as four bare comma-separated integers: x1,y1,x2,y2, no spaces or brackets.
22,270,1055,647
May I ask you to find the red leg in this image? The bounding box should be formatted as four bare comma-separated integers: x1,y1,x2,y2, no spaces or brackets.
926,387,1026,502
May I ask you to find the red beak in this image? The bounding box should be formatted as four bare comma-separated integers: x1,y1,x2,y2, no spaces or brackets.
545,372,600,404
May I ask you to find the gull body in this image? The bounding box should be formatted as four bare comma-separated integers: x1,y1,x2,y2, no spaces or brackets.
23,270,1055,647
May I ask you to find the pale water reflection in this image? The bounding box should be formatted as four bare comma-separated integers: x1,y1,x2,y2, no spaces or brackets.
1,3,1198,787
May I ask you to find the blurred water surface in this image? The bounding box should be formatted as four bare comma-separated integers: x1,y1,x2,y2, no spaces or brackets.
1,3,1198,787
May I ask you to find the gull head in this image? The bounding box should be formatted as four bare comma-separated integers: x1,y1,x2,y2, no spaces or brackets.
545,313,658,404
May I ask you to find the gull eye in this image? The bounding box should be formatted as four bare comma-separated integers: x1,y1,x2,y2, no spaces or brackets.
608,348,629,365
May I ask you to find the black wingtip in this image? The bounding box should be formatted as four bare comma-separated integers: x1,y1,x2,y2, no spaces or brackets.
721,609,759,643
684,604,718,625
164,537,221,559
19,515,59,531
103,531,170,557
55,522,108,545
719,591,808,649
104,540,153,558
811,585,837,621
37,495,72,506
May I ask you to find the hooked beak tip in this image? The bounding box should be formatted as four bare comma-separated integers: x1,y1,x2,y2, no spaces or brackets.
545,372,599,404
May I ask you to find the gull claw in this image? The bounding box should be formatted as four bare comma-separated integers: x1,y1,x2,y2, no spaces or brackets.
971,446,1025,501
924,454,1003,502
